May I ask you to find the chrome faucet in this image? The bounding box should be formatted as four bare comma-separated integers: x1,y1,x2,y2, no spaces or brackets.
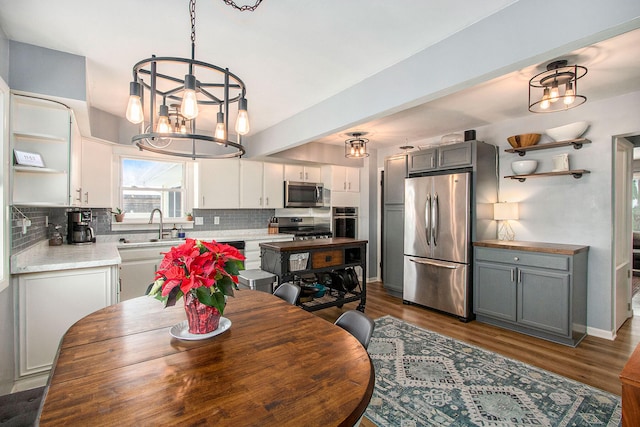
148,208,164,240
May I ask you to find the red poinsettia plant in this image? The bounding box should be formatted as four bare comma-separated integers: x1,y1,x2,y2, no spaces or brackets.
148,238,245,314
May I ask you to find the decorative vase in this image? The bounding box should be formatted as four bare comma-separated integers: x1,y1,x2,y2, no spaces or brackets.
183,291,221,334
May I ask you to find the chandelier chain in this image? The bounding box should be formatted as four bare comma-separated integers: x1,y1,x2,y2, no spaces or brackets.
221,0,263,12
190,0,196,44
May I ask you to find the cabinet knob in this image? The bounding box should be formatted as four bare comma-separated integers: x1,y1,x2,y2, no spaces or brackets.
514,256,519,261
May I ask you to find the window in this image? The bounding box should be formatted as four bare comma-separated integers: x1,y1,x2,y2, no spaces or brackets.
120,158,185,219
633,173,640,232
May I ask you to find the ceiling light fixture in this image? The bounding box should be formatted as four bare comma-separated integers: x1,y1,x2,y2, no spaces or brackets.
528,60,587,113
125,0,261,159
345,132,370,158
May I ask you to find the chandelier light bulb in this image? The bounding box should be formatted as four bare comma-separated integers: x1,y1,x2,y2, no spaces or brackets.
564,81,576,105
359,146,365,156
180,74,199,120
215,112,226,140
180,120,188,134
235,97,250,135
126,82,144,124
156,105,172,134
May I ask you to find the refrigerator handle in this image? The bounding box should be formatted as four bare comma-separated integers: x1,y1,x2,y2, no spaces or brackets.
409,257,458,269
425,194,431,244
432,193,439,246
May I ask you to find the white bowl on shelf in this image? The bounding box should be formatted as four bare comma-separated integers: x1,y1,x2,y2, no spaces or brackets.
545,121,589,142
511,160,538,175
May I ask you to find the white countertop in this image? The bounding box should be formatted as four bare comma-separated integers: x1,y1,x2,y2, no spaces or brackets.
10,229,293,274
11,241,122,274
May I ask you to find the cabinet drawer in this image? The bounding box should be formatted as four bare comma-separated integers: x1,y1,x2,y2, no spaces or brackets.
312,250,344,268
475,247,569,271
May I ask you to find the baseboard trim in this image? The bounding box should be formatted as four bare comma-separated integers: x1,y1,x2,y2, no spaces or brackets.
587,326,616,341
12,373,48,393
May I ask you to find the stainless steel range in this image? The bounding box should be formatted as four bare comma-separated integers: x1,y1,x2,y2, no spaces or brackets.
275,216,332,240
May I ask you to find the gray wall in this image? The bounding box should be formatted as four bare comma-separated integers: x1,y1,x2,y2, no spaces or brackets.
0,25,8,83
9,41,86,101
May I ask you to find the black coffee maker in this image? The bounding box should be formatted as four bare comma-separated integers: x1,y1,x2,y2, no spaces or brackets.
67,210,96,244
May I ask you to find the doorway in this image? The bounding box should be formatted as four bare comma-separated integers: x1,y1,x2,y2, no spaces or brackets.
615,133,640,330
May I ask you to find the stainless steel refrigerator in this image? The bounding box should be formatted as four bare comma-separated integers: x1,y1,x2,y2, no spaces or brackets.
404,172,472,320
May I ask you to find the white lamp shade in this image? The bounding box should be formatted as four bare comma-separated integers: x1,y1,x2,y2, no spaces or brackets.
494,202,519,220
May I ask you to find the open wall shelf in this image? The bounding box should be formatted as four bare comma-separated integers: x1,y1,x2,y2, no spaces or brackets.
505,169,590,182
505,138,591,156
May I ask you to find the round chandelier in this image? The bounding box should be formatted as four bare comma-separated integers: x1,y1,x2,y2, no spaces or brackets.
345,132,370,158
125,0,262,159
528,59,588,113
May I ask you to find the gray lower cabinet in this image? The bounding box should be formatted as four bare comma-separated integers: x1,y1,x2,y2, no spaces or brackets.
382,204,404,295
474,242,588,347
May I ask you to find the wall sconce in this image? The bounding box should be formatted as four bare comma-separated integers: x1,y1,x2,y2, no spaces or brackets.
528,60,587,113
494,202,519,241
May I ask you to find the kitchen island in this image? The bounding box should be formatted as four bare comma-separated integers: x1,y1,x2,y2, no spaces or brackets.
260,238,367,311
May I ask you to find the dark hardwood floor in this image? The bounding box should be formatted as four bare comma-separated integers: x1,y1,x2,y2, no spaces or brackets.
314,281,640,426
314,281,640,396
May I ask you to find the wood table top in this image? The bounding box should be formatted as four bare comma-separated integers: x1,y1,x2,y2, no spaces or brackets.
474,240,589,255
38,290,374,426
259,237,368,252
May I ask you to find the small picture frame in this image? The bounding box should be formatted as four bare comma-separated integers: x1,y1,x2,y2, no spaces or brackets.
14,149,45,167
552,153,569,172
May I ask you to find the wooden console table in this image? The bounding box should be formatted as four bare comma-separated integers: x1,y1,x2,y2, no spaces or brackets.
260,238,367,311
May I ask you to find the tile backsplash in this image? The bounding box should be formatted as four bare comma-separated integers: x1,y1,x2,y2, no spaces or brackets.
11,207,276,252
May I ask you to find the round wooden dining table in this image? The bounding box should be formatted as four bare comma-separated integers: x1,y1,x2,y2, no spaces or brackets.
38,289,374,426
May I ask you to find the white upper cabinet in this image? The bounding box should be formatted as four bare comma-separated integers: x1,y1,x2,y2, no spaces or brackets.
77,137,113,207
198,159,240,208
240,160,263,208
263,162,284,209
331,166,360,193
284,164,321,182
240,161,284,209
10,94,71,205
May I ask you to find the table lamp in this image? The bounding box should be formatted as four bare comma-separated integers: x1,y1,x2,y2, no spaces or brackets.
494,202,519,241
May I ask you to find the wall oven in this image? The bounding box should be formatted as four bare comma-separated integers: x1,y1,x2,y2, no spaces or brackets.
332,207,358,238
284,181,324,208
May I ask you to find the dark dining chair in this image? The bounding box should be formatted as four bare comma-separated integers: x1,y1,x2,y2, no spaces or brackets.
273,282,301,305
334,310,375,349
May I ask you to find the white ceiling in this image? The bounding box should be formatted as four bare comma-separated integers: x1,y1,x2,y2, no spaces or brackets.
0,0,639,152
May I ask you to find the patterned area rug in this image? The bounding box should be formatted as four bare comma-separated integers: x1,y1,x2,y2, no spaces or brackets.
366,316,621,426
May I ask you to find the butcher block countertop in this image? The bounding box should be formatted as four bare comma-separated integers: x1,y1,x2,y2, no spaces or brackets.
474,240,589,255
259,237,368,252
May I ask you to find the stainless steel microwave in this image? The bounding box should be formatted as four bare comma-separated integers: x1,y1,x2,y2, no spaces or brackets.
284,181,324,208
